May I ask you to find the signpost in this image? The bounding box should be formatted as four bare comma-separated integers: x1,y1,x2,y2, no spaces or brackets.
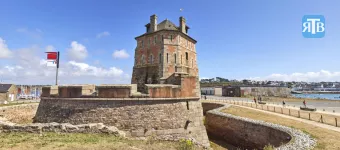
46,51,60,85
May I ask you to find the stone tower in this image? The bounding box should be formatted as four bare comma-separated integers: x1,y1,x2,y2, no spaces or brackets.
131,14,199,93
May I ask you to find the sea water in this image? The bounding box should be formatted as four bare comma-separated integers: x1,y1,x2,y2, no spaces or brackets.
292,94,340,100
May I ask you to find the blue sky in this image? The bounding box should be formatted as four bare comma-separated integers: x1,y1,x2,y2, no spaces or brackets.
1,0,340,84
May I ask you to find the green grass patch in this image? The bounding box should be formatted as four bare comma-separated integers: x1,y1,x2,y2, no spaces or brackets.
0,132,202,150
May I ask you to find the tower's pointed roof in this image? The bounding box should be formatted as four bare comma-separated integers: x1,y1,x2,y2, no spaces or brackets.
157,19,178,31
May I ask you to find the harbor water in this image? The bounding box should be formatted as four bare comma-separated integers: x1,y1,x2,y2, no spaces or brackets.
292,94,340,100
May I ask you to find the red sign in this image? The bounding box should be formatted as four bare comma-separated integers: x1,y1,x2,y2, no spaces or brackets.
46,52,57,60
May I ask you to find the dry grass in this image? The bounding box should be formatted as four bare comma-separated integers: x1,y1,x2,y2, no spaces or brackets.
0,132,201,150
1,104,38,124
222,106,340,150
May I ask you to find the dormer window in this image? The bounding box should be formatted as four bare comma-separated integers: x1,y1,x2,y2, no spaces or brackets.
145,23,151,33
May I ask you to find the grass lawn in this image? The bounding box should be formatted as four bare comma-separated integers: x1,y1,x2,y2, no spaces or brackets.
0,132,201,150
222,106,340,150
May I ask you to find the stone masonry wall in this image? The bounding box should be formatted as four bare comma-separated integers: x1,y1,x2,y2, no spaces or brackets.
241,87,291,97
34,97,210,147
202,102,316,150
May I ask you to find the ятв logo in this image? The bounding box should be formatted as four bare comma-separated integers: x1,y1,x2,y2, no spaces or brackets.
302,15,325,38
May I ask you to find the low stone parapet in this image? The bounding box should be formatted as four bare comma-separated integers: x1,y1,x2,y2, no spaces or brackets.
0,121,125,137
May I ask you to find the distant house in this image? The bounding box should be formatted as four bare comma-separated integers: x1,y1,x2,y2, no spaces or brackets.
0,84,17,102
201,87,215,95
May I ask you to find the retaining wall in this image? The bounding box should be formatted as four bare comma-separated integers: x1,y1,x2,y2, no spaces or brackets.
202,102,316,150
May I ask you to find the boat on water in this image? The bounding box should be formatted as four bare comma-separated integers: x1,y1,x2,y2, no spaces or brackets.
291,91,303,94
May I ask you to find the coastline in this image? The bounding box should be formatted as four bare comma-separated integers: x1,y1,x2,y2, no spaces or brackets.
298,91,340,94
263,96,340,103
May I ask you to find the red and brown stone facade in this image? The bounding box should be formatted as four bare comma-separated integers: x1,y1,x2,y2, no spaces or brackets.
131,15,199,96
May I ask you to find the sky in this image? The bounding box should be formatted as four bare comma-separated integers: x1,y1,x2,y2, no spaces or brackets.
1,0,340,85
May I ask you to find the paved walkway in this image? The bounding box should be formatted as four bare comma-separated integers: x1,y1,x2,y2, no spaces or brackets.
206,100,340,133
207,95,340,116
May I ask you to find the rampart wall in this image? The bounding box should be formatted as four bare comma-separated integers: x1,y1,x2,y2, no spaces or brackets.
34,97,210,147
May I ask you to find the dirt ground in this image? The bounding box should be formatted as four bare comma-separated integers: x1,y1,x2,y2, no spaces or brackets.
0,104,38,124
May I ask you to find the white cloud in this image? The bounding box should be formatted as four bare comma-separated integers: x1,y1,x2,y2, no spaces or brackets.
247,70,340,82
0,38,13,58
67,41,88,61
96,31,110,38
45,45,56,52
0,39,129,84
112,49,129,59
68,61,124,77
0,59,129,85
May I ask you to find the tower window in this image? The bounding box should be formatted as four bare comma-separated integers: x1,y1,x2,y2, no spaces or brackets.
166,53,169,63
162,35,164,42
150,54,154,64
192,59,193,67
141,55,145,64
185,52,188,60
159,53,162,63
154,36,157,44
141,41,144,47
174,54,177,64
170,35,173,41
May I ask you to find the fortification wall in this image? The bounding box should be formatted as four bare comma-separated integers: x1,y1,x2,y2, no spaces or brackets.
202,102,316,150
244,87,291,97
34,97,210,147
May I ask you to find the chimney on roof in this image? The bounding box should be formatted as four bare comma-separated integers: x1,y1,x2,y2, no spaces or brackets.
150,14,157,32
179,16,187,34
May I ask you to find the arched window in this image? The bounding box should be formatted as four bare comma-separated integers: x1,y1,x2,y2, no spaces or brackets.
150,54,154,64
185,52,188,60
